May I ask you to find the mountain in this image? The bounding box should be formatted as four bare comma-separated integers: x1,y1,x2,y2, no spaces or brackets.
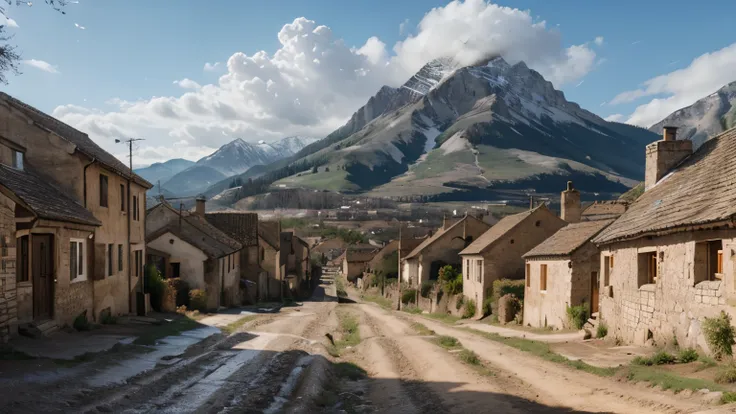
134,158,195,185
215,56,658,203
649,81,736,148
161,136,319,196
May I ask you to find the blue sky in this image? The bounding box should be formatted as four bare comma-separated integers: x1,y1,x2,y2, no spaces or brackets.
2,0,736,164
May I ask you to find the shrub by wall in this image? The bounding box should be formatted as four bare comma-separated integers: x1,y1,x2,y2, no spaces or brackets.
491,279,525,315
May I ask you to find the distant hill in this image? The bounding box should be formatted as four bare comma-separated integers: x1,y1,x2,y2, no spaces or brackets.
134,158,194,186
211,56,659,204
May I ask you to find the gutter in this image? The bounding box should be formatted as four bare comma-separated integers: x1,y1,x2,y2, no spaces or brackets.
82,157,96,208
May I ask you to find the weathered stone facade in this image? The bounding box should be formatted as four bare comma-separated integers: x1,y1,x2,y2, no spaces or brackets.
598,229,736,349
644,136,692,191
0,194,16,342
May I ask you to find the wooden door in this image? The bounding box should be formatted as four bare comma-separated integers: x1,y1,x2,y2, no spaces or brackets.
32,234,54,321
591,271,600,314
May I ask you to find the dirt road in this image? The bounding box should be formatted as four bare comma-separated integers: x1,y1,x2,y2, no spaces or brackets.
1,269,729,413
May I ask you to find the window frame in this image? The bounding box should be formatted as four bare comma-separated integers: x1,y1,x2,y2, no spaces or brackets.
118,244,124,272
107,243,114,277
11,150,23,170
120,184,126,212
525,263,531,288
540,264,548,292
99,174,109,208
69,238,87,282
475,259,482,283
17,235,29,282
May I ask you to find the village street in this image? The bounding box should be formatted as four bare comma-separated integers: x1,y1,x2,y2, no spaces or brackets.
0,267,730,414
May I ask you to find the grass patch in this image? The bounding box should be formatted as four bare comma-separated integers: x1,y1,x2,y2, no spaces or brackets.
334,362,368,380
436,335,461,349
220,315,260,335
361,294,391,310
458,349,480,365
722,392,736,404
133,317,201,346
464,328,618,377
698,355,718,371
335,276,348,299
625,365,724,393
715,363,736,384
422,313,460,325
678,348,699,364
328,310,361,357
402,306,423,315
411,322,435,336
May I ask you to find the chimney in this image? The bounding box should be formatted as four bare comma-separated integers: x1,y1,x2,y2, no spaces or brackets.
195,195,206,217
560,181,581,223
645,126,692,191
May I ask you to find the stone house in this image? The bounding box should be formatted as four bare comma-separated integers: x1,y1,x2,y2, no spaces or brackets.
0,93,153,341
398,227,427,283
343,248,378,283
257,221,311,300
146,199,242,310
522,219,614,329
592,126,736,349
203,208,260,303
368,240,399,278
460,205,566,316
402,215,490,286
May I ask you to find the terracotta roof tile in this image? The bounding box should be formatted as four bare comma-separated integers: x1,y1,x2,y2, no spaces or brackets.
524,219,614,258
460,207,542,255
346,249,378,263
205,212,259,247
595,128,736,244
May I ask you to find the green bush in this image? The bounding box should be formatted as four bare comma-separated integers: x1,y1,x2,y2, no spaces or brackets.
459,349,480,365
715,363,736,384
462,299,476,319
145,264,166,312
632,356,652,366
403,306,422,314
491,279,525,314
482,298,493,317
420,281,435,298
566,304,589,330
439,265,463,295
596,322,608,338
437,335,460,348
703,311,736,359
455,295,464,310
168,278,191,307
650,350,676,365
189,289,208,312
677,348,699,363
73,310,91,331
401,288,417,305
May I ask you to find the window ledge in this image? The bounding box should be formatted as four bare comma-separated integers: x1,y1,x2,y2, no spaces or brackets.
71,277,88,284
639,284,656,292
695,280,722,289
540,290,547,294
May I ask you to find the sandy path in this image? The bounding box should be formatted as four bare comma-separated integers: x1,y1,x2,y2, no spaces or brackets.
405,312,711,414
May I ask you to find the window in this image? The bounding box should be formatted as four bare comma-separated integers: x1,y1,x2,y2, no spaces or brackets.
227,255,231,272
603,256,611,286
134,250,143,277
610,255,614,268
695,240,724,284
107,243,113,276
525,263,531,287
540,264,548,291
17,236,28,282
120,184,126,211
99,174,109,207
118,244,123,272
475,260,482,283
11,150,23,170
637,251,657,286
132,195,139,220
69,239,86,281
466,259,470,280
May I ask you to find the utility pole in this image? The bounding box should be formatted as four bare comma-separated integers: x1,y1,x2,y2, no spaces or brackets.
116,138,145,315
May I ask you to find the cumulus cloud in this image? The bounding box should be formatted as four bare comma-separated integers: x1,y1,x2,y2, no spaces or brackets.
173,78,202,89
594,36,604,46
53,0,603,165
604,114,624,122
1,16,19,28
610,42,736,127
22,59,60,74
399,18,410,35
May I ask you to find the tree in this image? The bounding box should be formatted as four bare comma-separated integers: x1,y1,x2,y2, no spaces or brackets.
312,166,318,174
1,0,67,84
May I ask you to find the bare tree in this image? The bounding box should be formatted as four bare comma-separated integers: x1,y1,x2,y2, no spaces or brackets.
0,0,67,84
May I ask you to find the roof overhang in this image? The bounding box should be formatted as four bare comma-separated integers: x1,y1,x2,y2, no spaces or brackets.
595,218,736,246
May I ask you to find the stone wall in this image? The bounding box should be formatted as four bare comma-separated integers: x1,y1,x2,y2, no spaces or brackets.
600,229,736,351
0,194,16,342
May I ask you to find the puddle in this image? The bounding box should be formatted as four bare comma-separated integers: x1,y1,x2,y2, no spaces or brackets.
263,355,314,414
85,326,220,387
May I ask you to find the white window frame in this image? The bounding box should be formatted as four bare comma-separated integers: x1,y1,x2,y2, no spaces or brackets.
70,238,87,282
12,150,23,170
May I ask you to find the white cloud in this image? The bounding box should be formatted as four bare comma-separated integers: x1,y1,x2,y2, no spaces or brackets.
53,0,603,164
22,59,60,74
173,78,202,90
203,62,222,72
604,114,624,122
74,23,85,30
594,36,604,46
610,42,736,127
399,18,410,36
575,80,584,87
1,16,19,28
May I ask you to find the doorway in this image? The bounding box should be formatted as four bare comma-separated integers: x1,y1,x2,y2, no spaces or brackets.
591,271,600,314
171,263,181,279
32,234,54,321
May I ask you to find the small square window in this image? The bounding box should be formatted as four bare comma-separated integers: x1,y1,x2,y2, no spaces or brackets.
637,251,657,286
11,150,23,170
540,264,548,291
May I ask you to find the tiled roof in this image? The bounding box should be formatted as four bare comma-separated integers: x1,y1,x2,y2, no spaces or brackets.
581,201,628,221
595,128,736,244
346,249,378,263
259,221,280,249
369,240,398,269
405,215,489,259
205,212,259,247
0,92,152,189
0,164,101,226
460,208,537,255
524,219,614,258
147,214,242,259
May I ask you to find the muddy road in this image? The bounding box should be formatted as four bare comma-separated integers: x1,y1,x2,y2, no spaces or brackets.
0,269,728,413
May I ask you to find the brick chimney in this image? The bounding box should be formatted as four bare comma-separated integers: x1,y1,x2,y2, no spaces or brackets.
645,126,692,191
560,181,581,223
195,195,206,217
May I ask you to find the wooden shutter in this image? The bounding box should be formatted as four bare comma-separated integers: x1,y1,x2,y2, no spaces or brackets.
93,243,106,280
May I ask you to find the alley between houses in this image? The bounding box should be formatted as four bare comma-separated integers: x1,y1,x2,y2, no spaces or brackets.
0,268,730,414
